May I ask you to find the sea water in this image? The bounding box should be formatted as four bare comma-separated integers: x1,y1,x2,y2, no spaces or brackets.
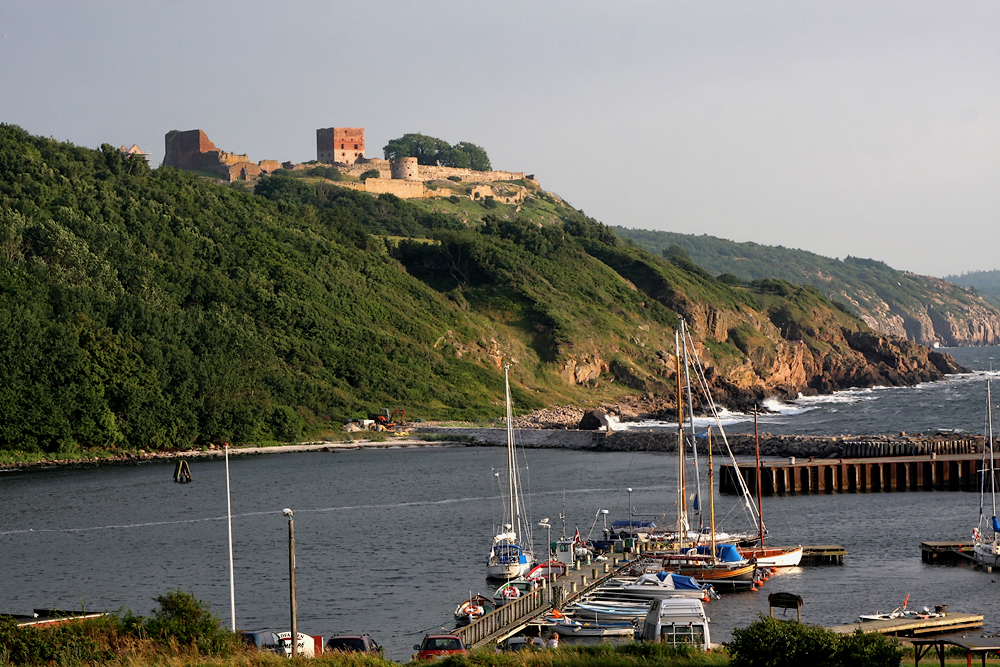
1,346,998,660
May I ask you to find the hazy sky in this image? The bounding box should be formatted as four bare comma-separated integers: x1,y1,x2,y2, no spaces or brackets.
2,1,997,277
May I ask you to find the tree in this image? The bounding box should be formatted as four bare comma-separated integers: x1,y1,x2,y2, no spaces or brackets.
383,133,492,170
383,133,451,166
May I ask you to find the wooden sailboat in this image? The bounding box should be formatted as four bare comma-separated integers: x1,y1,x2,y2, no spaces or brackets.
737,409,804,568
486,365,535,579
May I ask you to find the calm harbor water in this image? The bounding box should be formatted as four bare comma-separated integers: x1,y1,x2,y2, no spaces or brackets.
1,346,999,660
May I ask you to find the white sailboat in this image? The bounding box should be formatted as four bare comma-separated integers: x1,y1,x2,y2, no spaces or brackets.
972,380,999,567
486,366,535,579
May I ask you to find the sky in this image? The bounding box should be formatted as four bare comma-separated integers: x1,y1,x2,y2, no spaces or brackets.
1,1,997,277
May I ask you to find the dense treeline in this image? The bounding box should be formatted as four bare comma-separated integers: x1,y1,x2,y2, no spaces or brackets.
0,125,508,454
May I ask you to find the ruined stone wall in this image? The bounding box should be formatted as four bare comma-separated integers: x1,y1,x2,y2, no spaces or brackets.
391,157,420,180
416,165,525,182
363,177,432,198
164,129,220,170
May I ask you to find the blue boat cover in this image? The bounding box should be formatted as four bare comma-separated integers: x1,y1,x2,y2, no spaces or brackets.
992,516,1000,533
655,571,701,589
695,544,743,562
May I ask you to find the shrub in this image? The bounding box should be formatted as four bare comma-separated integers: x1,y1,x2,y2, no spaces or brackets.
140,589,237,655
726,616,901,667
448,175,462,182
360,169,380,180
449,195,460,203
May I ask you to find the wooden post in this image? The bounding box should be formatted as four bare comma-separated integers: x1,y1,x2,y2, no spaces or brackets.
287,512,297,658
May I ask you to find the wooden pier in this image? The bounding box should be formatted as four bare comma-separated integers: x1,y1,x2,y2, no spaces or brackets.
828,613,983,637
454,554,636,649
800,545,846,565
920,540,976,565
721,454,994,496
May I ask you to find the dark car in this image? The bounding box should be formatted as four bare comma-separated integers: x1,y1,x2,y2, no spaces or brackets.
499,636,540,652
238,630,282,654
414,634,468,660
326,634,382,655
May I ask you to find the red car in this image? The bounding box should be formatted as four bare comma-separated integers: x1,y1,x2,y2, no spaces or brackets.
414,634,468,660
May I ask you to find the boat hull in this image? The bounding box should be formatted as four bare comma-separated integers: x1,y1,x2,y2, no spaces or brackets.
738,546,803,568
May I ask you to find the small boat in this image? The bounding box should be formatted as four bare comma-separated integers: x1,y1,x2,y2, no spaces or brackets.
492,578,538,606
859,594,944,622
566,600,651,621
972,380,1000,568
453,594,495,624
737,545,804,568
597,572,717,601
526,560,567,582
554,619,636,637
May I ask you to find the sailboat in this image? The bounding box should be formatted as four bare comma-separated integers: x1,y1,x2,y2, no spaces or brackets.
651,328,760,591
736,409,803,568
486,365,535,580
972,380,999,568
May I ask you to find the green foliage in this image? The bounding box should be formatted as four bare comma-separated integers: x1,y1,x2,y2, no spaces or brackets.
725,616,901,667
617,227,995,321
946,269,1000,309
305,166,343,181
0,615,118,666
383,133,492,170
448,175,462,182
360,169,380,180
140,589,237,654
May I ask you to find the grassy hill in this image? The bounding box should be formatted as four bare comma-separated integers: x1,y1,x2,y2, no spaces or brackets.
945,270,1000,310
615,228,1000,346
0,125,960,455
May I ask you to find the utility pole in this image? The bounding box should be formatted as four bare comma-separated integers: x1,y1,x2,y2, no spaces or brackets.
283,508,297,658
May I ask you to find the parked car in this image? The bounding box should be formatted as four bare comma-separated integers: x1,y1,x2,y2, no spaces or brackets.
498,635,540,652
238,630,282,654
414,634,468,660
639,598,711,651
326,634,382,655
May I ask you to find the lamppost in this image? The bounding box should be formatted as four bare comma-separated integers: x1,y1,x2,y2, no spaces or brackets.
627,488,633,554
601,509,609,532
538,519,552,602
283,508,297,658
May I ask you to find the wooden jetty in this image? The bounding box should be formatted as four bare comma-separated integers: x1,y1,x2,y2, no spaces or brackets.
800,545,846,564
920,540,976,565
454,554,636,649
721,454,993,496
828,613,983,637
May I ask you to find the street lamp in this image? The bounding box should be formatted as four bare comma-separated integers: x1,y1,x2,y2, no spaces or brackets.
283,508,297,658
538,519,552,602
627,488,633,533
601,509,609,532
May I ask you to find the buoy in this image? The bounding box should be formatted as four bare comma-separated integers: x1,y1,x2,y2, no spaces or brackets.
173,460,192,483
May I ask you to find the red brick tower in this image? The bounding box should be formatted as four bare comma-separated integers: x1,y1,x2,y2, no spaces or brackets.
316,127,365,164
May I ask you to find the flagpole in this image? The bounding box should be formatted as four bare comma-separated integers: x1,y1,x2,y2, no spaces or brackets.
225,443,236,631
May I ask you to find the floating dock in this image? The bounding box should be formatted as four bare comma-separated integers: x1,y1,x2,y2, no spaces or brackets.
721,454,993,496
920,540,975,564
800,545,846,565
828,613,983,637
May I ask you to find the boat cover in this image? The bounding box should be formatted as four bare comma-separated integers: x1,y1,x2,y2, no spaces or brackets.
992,516,1000,533
655,572,701,590
695,544,743,563
610,520,656,529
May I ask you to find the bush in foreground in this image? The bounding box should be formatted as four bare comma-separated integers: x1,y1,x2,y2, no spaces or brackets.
725,616,902,667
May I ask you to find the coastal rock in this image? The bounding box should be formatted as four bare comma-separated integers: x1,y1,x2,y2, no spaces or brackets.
578,410,610,430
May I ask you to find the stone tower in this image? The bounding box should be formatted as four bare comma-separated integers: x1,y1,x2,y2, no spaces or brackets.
316,127,365,164
391,157,419,180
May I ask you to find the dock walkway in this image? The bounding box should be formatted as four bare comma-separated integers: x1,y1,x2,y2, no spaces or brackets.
454,553,635,649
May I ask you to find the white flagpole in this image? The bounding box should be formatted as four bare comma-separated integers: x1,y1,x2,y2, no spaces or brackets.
225,443,236,631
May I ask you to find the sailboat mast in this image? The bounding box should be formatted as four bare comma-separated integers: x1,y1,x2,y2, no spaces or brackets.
505,366,518,540
989,381,996,524
754,407,765,547
708,427,717,566
681,322,704,533
675,331,686,551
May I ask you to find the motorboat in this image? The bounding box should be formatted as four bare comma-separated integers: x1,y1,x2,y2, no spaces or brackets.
737,545,804,568
596,572,717,601
526,560,567,582
553,619,636,637
492,577,538,606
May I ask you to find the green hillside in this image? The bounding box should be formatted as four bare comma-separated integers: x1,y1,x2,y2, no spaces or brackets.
615,227,1000,346
0,125,959,456
945,270,1000,309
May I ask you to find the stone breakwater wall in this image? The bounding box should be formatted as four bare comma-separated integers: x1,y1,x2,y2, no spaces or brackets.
595,431,987,458
414,427,600,448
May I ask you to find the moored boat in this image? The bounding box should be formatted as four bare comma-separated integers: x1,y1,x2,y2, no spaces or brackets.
597,572,717,601
737,545,804,568
492,577,538,606
453,594,495,624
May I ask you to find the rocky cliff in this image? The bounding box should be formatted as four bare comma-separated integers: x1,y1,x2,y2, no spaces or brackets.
614,228,1000,347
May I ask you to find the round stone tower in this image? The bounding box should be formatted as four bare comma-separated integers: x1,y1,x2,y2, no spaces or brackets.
391,157,420,180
